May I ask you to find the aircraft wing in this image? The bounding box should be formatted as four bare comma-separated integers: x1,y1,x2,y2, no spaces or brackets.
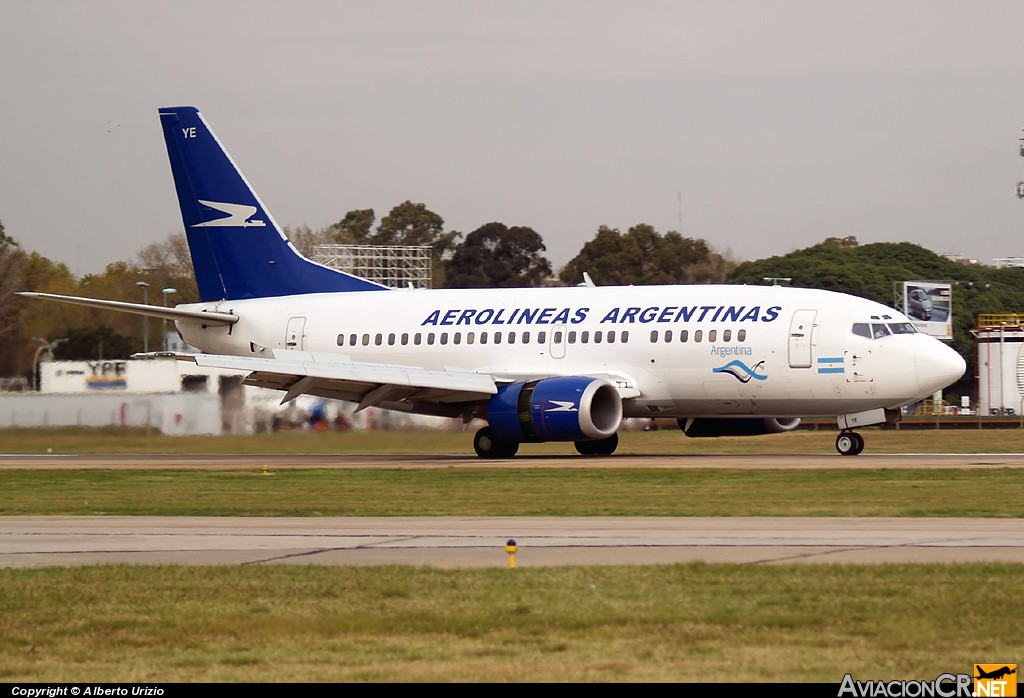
186,350,499,416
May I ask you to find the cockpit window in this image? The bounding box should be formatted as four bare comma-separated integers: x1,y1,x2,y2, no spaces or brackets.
887,323,918,334
855,322,916,338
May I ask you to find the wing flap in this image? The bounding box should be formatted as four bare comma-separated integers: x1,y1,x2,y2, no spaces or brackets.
191,350,498,409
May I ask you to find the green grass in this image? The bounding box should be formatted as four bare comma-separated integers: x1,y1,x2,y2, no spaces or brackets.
1,564,1021,682
2,425,1022,683
2,467,1023,516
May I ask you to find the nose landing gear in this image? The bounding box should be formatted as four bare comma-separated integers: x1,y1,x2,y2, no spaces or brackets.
836,430,865,456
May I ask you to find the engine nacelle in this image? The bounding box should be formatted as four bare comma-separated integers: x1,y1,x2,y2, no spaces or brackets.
679,417,801,438
487,376,623,443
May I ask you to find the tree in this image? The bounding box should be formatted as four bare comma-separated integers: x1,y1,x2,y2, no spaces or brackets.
135,233,194,279
283,224,327,259
0,219,23,337
53,326,136,361
727,238,1024,400
375,201,445,246
329,209,375,244
559,224,734,286
311,203,463,285
0,220,27,376
445,222,552,288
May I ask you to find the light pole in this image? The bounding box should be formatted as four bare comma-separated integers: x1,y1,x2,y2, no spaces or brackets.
30,337,46,392
161,288,176,352
31,337,67,391
136,281,150,353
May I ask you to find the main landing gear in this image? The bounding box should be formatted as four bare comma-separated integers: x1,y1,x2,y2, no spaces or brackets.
835,430,865,456
472,427,620,458
574,433,619,456
473,427,519,459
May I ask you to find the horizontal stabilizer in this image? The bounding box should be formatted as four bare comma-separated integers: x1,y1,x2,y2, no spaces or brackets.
17,292,239,326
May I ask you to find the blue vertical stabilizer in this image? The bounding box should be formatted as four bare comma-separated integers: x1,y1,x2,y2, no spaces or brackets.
158,106,387,301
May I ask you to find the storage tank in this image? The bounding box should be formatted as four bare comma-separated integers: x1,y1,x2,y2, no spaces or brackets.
972,314,1024,416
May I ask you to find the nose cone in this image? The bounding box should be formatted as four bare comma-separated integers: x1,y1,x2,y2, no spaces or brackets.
916,340,966,395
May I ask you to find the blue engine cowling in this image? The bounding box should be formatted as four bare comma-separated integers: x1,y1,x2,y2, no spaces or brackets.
679,417,801,437
487,376,622,443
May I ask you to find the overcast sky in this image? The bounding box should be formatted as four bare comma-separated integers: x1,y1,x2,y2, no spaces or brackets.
3,1,1024,278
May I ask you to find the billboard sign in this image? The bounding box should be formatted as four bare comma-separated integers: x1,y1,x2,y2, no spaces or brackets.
902,281,952,339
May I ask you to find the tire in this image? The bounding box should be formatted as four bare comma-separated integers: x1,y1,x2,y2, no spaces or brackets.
575,433,618,456
474,427,518,459
851,432,865,455
836,431,861,456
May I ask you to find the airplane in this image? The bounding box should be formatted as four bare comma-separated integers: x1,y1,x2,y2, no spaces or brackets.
975,666,1017,681
19,106,967,458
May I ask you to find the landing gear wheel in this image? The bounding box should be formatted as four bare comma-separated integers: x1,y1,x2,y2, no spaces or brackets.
473,427,519,459
574,433,619,456
851,432,865,455
836,431,865,456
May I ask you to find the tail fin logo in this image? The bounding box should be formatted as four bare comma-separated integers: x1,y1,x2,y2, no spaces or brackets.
193,200,267,228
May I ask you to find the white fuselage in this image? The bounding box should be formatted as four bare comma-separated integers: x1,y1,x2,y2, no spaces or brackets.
174,284,965,419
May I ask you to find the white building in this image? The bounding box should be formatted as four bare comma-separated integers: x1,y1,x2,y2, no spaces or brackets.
0,357,459,434
972,315,1024,416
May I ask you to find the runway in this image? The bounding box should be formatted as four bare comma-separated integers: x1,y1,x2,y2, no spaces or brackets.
3,515,1024,568
3,452,1024,469
2,453,1023,568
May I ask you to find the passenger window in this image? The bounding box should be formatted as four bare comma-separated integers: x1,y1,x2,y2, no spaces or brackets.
708,330,717,342
568,331,577,344
679,330,688,343
387,333,396,346
453,333,461,345
375,333,383,346
337,334,344,346
401,333,409,345
608,331,616,344
466,332,475,344
737,329,746,342
694,330,703,343
427,333,435,346
537,331,546,343
650,330,659,343
852,323,871,338
350,334,357,346
621,331,629,343
414,333,422,346
508,332,516,345
440,333,449,345
481,332,488,345
552,331,562,343
665,330,673,342
522,331,530,344
723,329,731,342
594,331,603,344
362,333,370,346
494,332,502,344
581,331,589,343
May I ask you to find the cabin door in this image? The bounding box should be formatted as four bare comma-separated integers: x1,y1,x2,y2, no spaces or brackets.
285,316,306,350
788,309,817,368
